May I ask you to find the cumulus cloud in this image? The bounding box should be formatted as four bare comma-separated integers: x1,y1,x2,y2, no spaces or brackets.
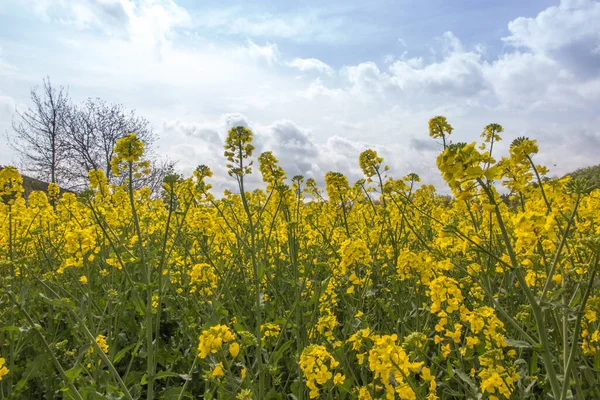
243,39,280,65
504,0,600,77
159,113,448,194
389,50,487,97
287,58,334,75
257,120,319,177
314,1,600,113
333,32,489,104
222,113,250,130
31,0,190,53
161,120,221,144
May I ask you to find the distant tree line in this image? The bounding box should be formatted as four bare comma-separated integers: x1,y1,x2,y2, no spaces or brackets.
7,77,173,191
566,164,600,193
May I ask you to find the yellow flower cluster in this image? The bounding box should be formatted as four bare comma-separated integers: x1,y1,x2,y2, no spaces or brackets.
436,142,497,200
0,166,24,204
88,334,109,359
582,296,600,356
368,334,423,400
189,263,218,296
0,357,8,380
299,344,341,399
260,323,281,344
197,324,237,359
110,133,151,178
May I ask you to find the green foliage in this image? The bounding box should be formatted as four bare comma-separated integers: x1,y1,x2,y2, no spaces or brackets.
566,164,600,193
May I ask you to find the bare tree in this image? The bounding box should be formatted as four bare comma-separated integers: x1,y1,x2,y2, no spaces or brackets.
137,157,178,195
64,98,157,188
9,78,169,193
9,77,70,185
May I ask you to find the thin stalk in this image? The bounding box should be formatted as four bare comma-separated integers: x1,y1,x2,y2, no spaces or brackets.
7,291,84,400
7,208,15,396
127,164,154,400
540,193,580,300
236,145,264,397
477,178,561,399
561,266,597,400
26,272,134,400
177,355,199,400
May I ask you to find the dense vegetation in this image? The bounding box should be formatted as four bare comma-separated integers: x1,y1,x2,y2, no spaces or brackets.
1,117,599,399
566,164,600,193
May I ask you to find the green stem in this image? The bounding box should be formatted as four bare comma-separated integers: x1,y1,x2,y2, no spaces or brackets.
7,291,84,400
540,193,580,300
236,146,264,397
177,355,199,400
477,178,561,399
127,163,154,400
560,266,597,400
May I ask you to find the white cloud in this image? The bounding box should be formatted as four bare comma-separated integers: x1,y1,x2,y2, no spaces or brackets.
345,62,393,97
332,34,488,106
286,58,334,75
438,31,463,54
123,0,190,50
31,0,190,54
191,7,356,44
243,39,280,65
389,51,487,97
160,113,447,193
314,1,600,112
504,0,600,78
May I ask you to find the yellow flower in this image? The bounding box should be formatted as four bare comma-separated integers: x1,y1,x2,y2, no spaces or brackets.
197,324,236,359
79,275,88,284
299,345,339,398
236,389,253,400
333,372,346,386
110,133,147,177
229,342,240,358
88,335,109,357
357,387,373,400
211,362,225,378
0,357,9,380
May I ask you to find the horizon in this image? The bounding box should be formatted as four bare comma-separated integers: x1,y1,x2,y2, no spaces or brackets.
1,0,599,193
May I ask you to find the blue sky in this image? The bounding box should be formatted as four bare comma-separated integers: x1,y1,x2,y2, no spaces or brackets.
1,0,599,191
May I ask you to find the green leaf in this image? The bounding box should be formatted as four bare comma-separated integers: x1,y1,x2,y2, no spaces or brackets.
504,338,532,348
446,361,454,378
0,325,20,333
155,371,180,380
530,351,539,375
454,368,480,395
65,366,83,383
270,339,295,365
15,355,44,392
113,344,136,364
